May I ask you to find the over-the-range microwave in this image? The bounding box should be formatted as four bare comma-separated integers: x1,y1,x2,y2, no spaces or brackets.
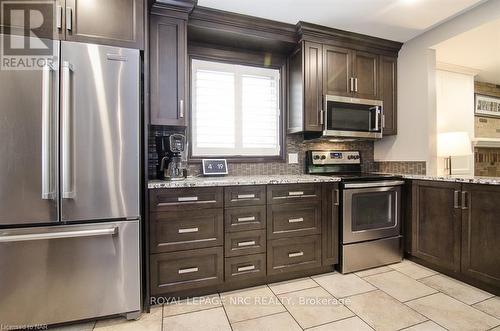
323,95,384,139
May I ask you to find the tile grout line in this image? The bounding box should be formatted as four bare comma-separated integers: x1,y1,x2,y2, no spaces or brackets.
229,310,289,326
309,276,376,331
266,284,306,331
218,293,235,331
163,304,222,319
401,291,451,331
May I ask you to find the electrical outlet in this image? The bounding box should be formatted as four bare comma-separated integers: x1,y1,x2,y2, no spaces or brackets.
288,153,299,164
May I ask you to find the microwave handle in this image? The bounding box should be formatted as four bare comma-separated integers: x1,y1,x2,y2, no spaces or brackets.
370,106,381,132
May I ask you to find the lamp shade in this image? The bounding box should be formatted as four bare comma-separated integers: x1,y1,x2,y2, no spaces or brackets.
437,132,472,157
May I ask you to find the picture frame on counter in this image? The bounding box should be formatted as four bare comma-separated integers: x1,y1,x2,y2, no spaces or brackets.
475,94,500,118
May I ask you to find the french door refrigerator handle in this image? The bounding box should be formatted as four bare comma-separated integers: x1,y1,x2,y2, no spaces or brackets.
62,61,74,199
0,227,118,243
42,63,56,200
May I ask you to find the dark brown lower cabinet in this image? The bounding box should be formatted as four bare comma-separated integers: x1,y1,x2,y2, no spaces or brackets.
410,180,500,294
322,183,339,266
267,235,322,275
461,184,500,288
411,180,461,273
150,247,223,295
149,183,339,300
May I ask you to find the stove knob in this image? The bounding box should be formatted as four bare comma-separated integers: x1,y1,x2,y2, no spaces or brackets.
321,155,326,160
313,155,320,160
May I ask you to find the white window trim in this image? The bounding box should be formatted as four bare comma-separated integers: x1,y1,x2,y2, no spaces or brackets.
191,59,281,158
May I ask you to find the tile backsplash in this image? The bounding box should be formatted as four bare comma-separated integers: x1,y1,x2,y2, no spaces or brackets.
475,148,500,177
148,126,426,179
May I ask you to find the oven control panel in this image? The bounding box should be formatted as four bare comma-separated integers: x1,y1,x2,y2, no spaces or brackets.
310,151,361,165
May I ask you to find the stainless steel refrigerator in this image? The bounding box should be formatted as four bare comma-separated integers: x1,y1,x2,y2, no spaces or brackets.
0,36,141,326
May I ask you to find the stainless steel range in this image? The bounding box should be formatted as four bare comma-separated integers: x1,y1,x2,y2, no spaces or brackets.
306,150,404,273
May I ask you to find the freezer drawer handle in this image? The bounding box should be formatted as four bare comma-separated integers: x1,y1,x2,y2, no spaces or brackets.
178,196,198,202
237,240,256,247
237,265,255,272
178,267,198,274
288,191,304,196
107,54,128,62
237,216,256,222
178,227,198,234
237,194,255,199
0,227,118,243
288,217,304,223
288,251,304,258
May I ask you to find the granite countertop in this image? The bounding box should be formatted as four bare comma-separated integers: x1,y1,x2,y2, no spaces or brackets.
397,174,500,186
148,174,341,189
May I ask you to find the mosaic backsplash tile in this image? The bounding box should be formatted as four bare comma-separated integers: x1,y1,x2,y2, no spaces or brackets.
148,125,426,179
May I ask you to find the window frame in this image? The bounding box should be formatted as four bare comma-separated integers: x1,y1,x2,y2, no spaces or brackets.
187,47,286,163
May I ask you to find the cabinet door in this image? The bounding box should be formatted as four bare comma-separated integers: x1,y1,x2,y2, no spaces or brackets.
323,45,352,97
353,51,379,100
380,56,397,135
303,41,323,132
64,0,144,49
322,183,339,266
461,184,500,287
149,15,186,126
412,181,461,272
0,0,64,40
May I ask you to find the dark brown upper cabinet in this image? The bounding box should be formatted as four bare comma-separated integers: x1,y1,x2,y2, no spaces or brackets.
323,45,352,97
380,56,397,135
411,180,462,273
149,14,187,126
353,51,379,100
288,41,323,133
61,0,144,49
288,23,401,134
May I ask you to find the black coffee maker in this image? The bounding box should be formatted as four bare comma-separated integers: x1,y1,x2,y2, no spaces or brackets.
156,134,186,181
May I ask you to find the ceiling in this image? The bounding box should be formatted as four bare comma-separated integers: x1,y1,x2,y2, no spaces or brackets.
434,19,500,84
197,0,485,42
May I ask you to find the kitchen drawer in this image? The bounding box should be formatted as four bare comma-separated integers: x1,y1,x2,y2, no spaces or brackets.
224,185,266,207
149,187,223,211
225,253,266,282
150,209,223,253
267,183,321,204
150,247,223,295
267,202,321,239
225,206,266,233
267,235,322,275
225,230,266,257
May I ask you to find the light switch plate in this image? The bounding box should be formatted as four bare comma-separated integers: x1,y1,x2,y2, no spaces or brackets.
288,153,298,164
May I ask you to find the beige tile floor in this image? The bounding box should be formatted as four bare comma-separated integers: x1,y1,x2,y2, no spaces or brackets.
52,260,500,331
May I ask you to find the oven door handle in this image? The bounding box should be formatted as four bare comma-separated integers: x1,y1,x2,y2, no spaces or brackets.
343,180,405,189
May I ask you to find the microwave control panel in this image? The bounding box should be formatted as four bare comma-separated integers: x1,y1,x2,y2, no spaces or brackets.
310,151,360,165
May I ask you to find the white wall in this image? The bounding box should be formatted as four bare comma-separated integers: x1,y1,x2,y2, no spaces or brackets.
435,69,475,176
374,0,500,175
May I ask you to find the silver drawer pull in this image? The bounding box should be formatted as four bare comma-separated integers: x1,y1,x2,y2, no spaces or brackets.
237,240,256,247
237,216,256,222
237,265,256,272
178,227,199,234
288,191,304,196
237,194,255,199
288,251,304,258
178,196,198,202
178,267,198,274
288,217,304,223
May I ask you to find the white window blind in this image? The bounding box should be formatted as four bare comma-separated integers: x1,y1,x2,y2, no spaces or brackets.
191,59,280,157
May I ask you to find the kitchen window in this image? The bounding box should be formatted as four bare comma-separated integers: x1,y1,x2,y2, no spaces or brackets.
191,59,281,158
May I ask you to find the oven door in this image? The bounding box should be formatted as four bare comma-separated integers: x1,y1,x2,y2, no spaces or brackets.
324,95,383,139
342,181,403,244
